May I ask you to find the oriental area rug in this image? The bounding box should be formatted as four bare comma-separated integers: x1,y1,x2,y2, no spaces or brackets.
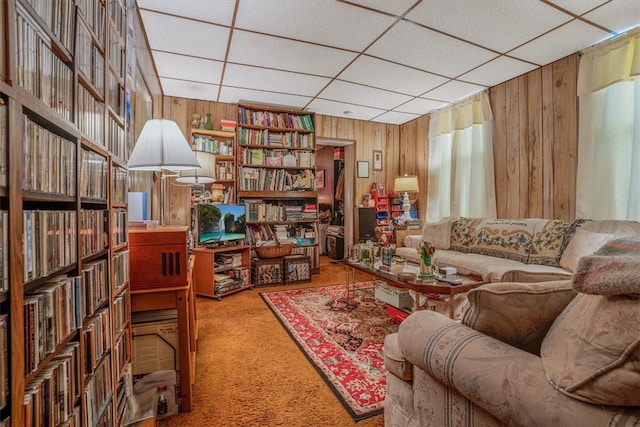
260,283,400,421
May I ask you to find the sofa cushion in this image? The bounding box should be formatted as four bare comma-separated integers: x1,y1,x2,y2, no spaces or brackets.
420,219,451,250
527,219,572,266
579,219,640,238
541,293,640,406
559,229,613,273
462,280,576,355
572,235,640,296
450,218,538,263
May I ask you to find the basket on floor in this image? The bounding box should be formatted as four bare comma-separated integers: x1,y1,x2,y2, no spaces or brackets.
255,243,293,259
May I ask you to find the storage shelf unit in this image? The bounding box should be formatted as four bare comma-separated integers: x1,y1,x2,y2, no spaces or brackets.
192,245,252,299
0,0,132,425
189,128,237,203
237,103,320,273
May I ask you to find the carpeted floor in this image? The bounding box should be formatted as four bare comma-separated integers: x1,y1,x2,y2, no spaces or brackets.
158,256,385,427
261,283,400,421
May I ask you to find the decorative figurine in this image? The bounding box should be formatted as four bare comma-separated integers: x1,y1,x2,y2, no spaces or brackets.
418,241,437,281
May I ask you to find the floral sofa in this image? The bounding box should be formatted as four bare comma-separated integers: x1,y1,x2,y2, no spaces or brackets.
383,235,640,427
395,218,640,283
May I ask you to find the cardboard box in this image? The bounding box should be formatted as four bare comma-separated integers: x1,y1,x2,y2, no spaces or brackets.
132,316,179,376
375,282,413,310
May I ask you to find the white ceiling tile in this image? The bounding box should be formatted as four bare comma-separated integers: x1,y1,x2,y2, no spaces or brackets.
583,1,640,34
459,56,538,87
235,0,396,51
548,0,609,16
395,98,449,115
160,78,219,101
318,80,412,110
153,51,223,84
228,30,358,76
406,0,573,53
510,20,611,65
339,56,449,96
222,64,331,96
218,87,312,110
366,21,497,77
137,0,236,26
371,111,420,125
343,0,420,17
306,98,386,122
140,10,229,59
423,81,486,103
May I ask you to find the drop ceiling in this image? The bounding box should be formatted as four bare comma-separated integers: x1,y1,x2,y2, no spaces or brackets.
136,0,640,125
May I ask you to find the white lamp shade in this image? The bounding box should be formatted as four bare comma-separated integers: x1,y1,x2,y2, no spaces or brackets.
176,151,216,184
394,175,419,194
128,119,201,171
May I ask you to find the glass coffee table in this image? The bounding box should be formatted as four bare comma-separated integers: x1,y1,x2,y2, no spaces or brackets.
343,259,487,318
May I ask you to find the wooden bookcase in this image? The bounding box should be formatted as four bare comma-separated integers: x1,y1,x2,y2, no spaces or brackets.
236,103,320,273
192,245,252,299
0,0,132,425
189,129,237,203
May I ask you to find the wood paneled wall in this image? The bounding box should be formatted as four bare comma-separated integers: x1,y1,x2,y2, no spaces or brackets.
158,53,579,225
398,54,579,221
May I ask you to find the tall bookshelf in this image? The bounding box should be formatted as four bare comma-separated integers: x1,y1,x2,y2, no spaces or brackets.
237,103,320,273
0,0,131,425
189,128,236,202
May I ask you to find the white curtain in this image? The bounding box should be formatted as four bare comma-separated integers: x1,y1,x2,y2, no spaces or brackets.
576,28,640,220
427,91,497,221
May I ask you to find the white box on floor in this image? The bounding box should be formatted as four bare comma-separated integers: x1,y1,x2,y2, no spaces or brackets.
132,317,179,377
375,282,413,310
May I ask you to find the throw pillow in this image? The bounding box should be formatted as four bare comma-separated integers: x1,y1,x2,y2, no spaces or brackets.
541,293,640,406
559,229,613,273
572,235,640,295
456,218,538,263
462,280,576,355
421,219,451,250
528,219,572,266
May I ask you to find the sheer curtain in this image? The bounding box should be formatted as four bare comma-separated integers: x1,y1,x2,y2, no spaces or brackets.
576,28,640,220
427,91,497,221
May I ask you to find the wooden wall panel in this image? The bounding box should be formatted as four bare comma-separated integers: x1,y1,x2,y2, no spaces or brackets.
489,53,578,219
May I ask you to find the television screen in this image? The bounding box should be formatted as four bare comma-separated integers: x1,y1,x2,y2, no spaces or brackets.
198,203,246,245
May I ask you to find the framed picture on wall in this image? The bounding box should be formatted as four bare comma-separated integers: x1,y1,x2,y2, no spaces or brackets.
316,170,325,189
357,161,369,178
373,150,383,170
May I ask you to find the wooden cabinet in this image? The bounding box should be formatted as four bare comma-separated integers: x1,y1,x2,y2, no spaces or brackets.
192,245,252,299
129,227,189,290
236,103,320,273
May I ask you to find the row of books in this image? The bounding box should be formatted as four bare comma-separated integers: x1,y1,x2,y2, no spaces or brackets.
192,134,234,155
77,0,106,46
79,210,107,258
239,167,314,192
83,308,111,376
215,253,243,268
112,250,130,293
24,342,81,427
24,275,83,375
109,72,125,120
112,209,128,247
0,315,6,411
22,0,76,52
0,211,7,292
83,355,113,427
0,99,6,187
80,148,108,200
108,116,127,162
112,290,129,338
109,0,127,48
23,210,78,283
109,27,126,82
238,107,314,131
23,115,77,196
16,8,74,120
77,17,105,93
238,128,315,148
77,83,106,147
244,201,318,223
239,148,314,168
111,166,128,205
81,259,109,319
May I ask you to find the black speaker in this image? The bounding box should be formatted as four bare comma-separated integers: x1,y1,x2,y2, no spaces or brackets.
356,207,377,242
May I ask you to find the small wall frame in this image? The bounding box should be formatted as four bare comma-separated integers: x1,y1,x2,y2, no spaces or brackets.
357,161,369,178
373,150,383,170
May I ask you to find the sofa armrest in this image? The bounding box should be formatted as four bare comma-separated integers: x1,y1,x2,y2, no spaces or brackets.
397,310,638,426
461,280,576,354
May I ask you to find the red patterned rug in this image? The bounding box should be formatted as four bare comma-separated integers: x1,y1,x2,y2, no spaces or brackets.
260,283,400,421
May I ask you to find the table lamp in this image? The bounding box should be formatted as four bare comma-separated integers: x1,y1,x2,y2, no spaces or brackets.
128,119,201,226
176,151,216,184
394,175,419,222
